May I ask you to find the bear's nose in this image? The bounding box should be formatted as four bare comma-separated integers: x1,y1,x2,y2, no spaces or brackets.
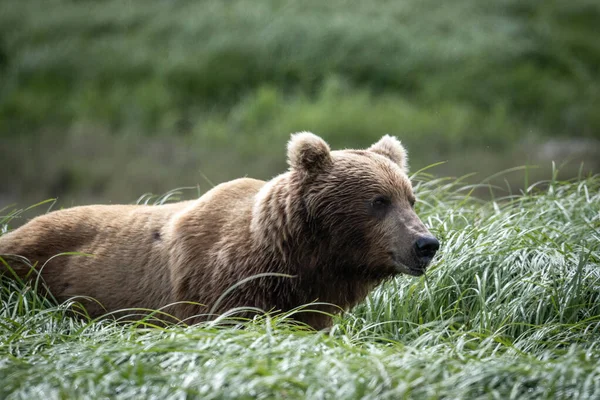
414,236,440,261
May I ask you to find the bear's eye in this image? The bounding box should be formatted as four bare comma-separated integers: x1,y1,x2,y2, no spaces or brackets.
409,197,416,208
371,196,391,209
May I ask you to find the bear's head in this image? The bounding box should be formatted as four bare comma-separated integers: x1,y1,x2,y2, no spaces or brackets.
287,132,439,278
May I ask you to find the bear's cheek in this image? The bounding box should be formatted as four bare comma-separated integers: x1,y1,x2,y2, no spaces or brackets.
357,224,396,263
364,216,419,269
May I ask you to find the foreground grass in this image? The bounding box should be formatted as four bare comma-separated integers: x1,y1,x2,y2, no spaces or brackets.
1,174,599,399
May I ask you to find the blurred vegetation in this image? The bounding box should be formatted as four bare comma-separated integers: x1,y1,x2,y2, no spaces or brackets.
1,0,599,205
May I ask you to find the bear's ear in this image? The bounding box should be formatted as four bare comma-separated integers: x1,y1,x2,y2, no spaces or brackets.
368,134,409,172
287,132,333,174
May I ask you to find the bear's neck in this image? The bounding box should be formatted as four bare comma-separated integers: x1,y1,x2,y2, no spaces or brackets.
250,173,306,265
248,173,384,320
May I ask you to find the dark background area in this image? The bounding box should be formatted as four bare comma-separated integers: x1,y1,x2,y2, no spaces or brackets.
1,0,599,210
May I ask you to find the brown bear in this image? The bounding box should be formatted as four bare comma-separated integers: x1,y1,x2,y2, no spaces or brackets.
0,132,439,329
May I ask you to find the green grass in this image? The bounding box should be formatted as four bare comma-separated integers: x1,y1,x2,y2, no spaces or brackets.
1,174,599,399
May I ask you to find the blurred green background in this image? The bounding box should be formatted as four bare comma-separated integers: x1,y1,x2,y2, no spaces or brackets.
1,0,599,208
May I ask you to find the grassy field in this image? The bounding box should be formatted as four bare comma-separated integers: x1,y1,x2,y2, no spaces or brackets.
1,0,599,397
1,174,599,399
1,0,599,206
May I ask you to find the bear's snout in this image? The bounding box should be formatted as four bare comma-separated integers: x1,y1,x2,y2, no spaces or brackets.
414,236,440,266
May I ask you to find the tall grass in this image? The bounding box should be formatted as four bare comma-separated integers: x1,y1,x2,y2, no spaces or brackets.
1,174,599,399
353,173,600,350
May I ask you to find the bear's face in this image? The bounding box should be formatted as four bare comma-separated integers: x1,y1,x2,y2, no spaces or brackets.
288,132,439,278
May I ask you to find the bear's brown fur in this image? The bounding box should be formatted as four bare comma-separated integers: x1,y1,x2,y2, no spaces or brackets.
0,133,439,329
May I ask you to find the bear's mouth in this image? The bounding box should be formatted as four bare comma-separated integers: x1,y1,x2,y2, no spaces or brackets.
390,253,428,277
396,263,426,277
405,265,427,276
